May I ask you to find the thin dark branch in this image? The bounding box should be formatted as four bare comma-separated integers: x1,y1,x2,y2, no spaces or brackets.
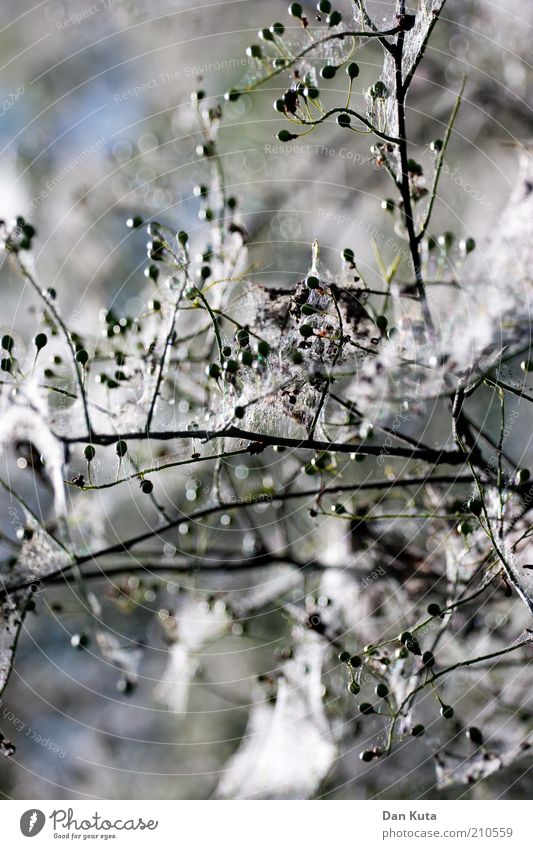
393,32,434,332
56,424,467,465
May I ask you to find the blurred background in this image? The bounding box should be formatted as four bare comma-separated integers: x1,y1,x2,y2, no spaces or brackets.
0,0,532,799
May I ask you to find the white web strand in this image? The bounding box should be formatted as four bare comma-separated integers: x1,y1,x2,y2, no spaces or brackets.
155,595,230,713
216,630,335,799
0,381,67,516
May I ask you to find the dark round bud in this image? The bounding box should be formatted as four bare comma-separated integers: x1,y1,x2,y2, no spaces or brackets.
359,703,374,715
407,638,422,656
84,445,96,462
225,89,241,102
303,86,319,99
71,632,89,650
466,726,483,746
440,704,454,719
360,750,374,762
117,678,135,695
239,350,254,367
115,440,128,458
337,112,351,128
327,10,342,25
145,264,159,281
259,28,274,41
127,215,143,229
141,479,153,494
338,650,350,663
277,130,298,142
517,468,531,483
348,680,360,695
317,0,331,12
257,340,271,357
320,65,337,80
381,198,395,213
271,21,285,36
468,498,483,516
306,275,320,289
299,324,313,338
407,158,423,175
235,328,249,347
288,2,303,18
234,406,245,419
224,359,239,374
207,363,221,379
422,651,435,667
412,724,425,737
342,248,354,263
346,62,360,79
177,230,188,246
375,315,388,331
430,139,443,153
75,349,89,366
274,99,286,113
247,44,263,59
350,655,362,668
427,603,441,617
399,631,421,655
376,683,389,698
2,334,14,352
148,238,164,260
439,231,455,250
34,333,48,351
